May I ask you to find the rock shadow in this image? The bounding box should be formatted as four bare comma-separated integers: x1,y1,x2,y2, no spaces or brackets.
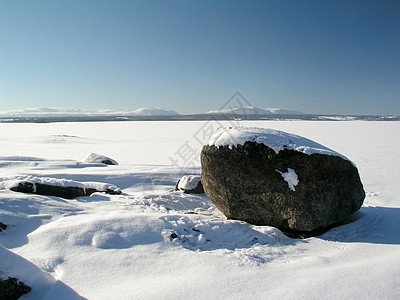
318,206,400,245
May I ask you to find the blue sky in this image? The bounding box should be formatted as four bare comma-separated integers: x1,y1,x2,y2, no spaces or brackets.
1,0,399,115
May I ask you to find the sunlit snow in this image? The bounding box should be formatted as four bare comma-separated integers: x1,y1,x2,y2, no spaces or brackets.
0,120,399,299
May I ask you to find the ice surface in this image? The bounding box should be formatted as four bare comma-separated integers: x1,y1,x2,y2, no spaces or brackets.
0,120,399,299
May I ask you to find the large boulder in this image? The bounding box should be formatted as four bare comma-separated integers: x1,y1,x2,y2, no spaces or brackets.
201,127,365,237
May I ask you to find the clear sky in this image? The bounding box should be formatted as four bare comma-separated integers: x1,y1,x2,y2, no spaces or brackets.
1,0,399,115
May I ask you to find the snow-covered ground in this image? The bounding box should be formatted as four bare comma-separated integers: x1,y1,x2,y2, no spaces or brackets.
0,120,399,299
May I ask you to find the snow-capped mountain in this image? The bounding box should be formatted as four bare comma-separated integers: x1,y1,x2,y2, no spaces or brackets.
0,105,304,119
131,107,179,116
0,107,180,117
206,106,304,115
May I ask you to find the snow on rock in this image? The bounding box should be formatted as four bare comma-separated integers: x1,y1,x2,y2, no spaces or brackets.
175,175,204,194
208,127,350,161
83,153,118,165
83,182,121,195
1,176,85,190
276,168,299,191
177,175,200,190
91,232,131,249
1,176,121,198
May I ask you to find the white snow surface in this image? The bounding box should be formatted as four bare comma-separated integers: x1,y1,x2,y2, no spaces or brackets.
209,126,350,160
0,120,399,299
276,168,299,191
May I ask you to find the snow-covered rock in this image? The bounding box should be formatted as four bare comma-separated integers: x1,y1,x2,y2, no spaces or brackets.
209,127,350,161
201,127,365,235
175,175,204,194
84,153,118,165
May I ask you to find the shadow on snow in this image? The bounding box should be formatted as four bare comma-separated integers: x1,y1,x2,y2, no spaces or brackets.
319,206,400,245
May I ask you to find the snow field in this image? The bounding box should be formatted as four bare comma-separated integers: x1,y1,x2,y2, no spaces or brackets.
0,120,399,299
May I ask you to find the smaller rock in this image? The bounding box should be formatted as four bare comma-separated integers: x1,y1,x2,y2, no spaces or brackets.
9,181,35,193
105,187,122,195
0,222,7,232
85,187,121,196
175,175,204,194
9,181,84,199
9,178,121,199
35,183,85,199
84,153,119,165
0,277,32,300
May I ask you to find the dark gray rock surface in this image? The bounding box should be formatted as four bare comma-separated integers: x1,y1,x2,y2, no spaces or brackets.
0,277,31,300
10,181,121,199
0,222,7,232
201,141,365,235
10,182,85,199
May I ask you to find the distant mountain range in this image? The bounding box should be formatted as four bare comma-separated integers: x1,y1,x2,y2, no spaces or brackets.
0,106,398,122
0,107,180,117
0,106,303,117
206,106,304,115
